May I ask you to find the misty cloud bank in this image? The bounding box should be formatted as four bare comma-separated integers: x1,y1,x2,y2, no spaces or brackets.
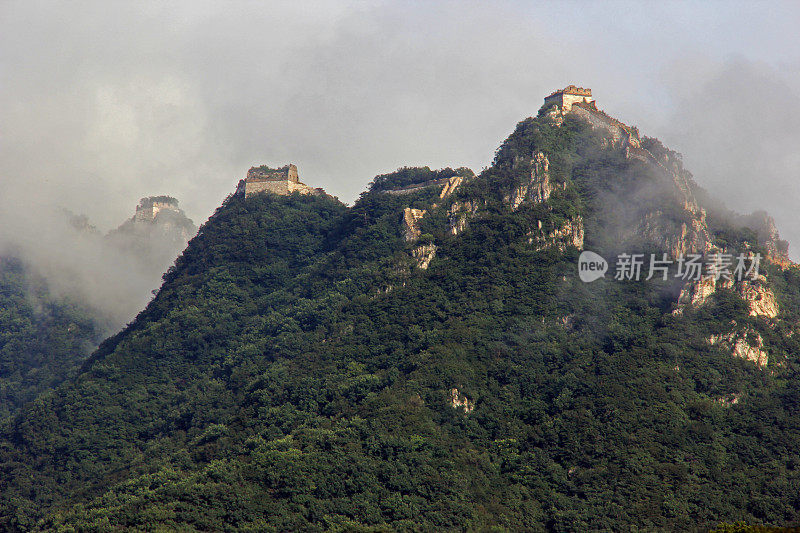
0,202,195,328
658,60,800,261
2,1,799,323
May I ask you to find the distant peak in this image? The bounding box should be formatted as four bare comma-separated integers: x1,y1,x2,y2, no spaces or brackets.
138,196,179,208
134,196,183,224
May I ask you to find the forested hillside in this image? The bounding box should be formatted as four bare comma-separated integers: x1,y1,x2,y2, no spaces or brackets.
3,107,800,531
0,198,196,423
0,257,106,421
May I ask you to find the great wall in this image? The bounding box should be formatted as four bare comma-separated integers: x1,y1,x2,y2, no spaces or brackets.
236,164,326,197
230,86,794,370
134,196,181,223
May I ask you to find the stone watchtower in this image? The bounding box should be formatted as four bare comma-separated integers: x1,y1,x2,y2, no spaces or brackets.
236,163,325,197
542,85,595,112
134,196,180,223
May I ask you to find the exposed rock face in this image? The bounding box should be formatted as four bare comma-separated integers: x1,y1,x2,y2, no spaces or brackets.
626,152,712,256
554,100,713,258
448,200,482,236
632,207,711,258
709,328,768,367
529,217,584,251
745,211,792,267
504,152,554,210
541,86,787,371
676,274,778,319
402,208,427,242
412,244,437,270
529,152,554,203
505,187,526,211
676,276,719,309
439,175,464,199
449,388,474,413
396,176,464,265
678,267,777,368
619,177,711,259
715,393,742,407
740,277,779,318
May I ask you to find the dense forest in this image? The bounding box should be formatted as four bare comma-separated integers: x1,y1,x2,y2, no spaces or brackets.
2,109,800,531
0,257,106,420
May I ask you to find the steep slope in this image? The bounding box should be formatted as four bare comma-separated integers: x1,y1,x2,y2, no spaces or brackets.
0,198,197,423
3,94,800,531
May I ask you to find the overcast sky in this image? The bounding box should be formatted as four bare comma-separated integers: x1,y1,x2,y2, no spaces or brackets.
2,1,800,258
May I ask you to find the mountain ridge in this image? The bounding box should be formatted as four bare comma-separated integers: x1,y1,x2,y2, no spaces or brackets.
2,89,800,531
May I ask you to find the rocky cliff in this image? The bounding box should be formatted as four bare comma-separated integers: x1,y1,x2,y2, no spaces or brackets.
386,91,795,372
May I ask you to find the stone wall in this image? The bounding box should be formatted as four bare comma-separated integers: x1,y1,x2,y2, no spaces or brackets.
134,199,180,223
381,178,450,195
242,180,290,196
237,164,324,198
569,106,639,148
240,179,322,197
287,165,299,183
543,85,595,112
246,164,299,183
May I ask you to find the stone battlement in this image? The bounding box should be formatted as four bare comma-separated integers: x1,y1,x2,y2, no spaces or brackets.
134,196,180,223
246,164,299,183
542,85,595,112
237,164,325,198
546,85,592,98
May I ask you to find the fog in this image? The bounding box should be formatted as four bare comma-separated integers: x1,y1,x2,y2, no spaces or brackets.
0,202,194,328
657,59,800,261
2,1,800,325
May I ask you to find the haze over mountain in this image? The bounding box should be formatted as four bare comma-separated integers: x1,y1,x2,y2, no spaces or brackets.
0,197,195,420
0,196,196,327
1,87,799,531
2,2,800,262
3,3,800,530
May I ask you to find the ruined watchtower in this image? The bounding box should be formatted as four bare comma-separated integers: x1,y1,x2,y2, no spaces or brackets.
134,196,180,223
542,85,595,112
236,164,325,197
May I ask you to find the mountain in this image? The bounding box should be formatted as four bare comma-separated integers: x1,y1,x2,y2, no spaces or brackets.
0,198,196,423
3,87,800,531
106,195,197,272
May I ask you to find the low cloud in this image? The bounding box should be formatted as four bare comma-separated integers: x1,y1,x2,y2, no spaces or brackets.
657,58,800,260
0,201,194,328
1,0,799,326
